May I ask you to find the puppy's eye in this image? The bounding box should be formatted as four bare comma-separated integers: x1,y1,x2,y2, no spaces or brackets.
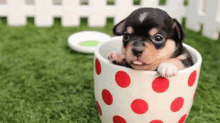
153,34,164,42
123,35,130,41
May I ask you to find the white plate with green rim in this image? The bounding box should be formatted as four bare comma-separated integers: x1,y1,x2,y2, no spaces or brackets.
67,31,111,53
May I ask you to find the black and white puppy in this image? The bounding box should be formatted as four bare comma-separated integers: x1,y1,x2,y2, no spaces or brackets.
108,7,193,77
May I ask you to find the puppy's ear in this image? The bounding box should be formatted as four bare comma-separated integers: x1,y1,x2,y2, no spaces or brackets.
113,19,126,36
172,18,186,42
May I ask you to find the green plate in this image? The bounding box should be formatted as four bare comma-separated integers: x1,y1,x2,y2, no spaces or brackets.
79,41,99,46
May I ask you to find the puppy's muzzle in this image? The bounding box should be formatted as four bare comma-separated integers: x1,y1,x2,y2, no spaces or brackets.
132,47,143,57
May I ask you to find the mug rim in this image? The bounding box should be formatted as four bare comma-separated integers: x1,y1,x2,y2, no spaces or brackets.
94,36,202,74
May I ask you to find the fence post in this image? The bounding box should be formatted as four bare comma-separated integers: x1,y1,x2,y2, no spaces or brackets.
89,0,106,27
185,0,201,31
202,0,219,40
35,0,53,26
166,0,185,22
8,0,26,26
62,0,80,27
114,0,133,25
141,0,158,7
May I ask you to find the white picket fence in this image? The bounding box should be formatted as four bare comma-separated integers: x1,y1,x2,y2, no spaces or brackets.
0,0,220,39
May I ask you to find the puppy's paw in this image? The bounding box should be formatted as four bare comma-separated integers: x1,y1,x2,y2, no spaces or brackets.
157,62,178,77
108,52,126,65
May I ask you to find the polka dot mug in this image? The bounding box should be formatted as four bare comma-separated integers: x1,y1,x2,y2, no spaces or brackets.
94,36,202,123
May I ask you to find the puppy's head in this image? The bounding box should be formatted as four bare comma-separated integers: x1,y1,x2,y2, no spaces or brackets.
113,8,186,70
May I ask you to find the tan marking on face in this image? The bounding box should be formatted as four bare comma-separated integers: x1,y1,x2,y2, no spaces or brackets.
176,53,187,60
142,42,158,63
124,41,137,63
136,39,176,70
123,41,160,70
127,26,133,34
149,28,158,37
157,39,176,59
123,39,177,71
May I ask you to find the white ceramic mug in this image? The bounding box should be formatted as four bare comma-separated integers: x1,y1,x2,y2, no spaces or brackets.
94,36,202,123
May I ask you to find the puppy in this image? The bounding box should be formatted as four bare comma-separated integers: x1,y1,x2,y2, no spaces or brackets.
108,7,193,77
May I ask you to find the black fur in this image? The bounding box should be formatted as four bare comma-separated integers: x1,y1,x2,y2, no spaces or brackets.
112,7,193,69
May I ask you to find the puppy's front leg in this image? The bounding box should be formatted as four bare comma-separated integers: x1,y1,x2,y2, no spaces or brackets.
108,52,127,66
157,58,184,77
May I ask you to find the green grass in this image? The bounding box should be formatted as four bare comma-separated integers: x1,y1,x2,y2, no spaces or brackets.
0,16,219,123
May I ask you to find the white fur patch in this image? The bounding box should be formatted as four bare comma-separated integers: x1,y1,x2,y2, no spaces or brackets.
139,12,148,23
157,62,178,77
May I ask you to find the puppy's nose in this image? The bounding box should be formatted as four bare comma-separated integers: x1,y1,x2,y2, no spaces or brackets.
132,47,143,57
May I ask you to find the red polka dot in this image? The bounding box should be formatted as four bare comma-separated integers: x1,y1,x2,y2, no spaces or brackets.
188,71,197,87
150,120,163,123
115,71,131,88
178,114,187,123
171,97,184,112
96,101,102,115
131,99,148,114
95,59,101,75
113,115,127,123
102,89,113,105
152,77,169,93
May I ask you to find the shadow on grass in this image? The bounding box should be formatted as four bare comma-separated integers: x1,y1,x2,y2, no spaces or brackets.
65,45,94,56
